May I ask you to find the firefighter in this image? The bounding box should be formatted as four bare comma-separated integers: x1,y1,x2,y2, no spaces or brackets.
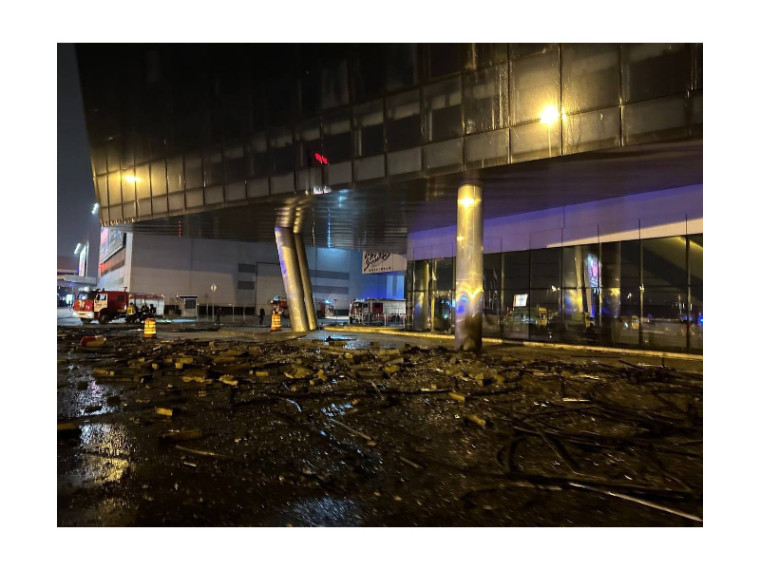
126,302,137,323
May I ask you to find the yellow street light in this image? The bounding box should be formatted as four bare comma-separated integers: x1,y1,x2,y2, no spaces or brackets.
539,105,561,157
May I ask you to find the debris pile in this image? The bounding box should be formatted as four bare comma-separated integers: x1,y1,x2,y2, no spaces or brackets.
57,329,702,526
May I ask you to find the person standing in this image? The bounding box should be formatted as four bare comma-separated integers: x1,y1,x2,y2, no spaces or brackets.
259,307,265,326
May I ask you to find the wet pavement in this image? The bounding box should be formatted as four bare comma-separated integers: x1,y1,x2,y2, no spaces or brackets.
57,319,702,526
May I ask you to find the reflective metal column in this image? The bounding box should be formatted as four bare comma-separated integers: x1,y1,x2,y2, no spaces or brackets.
274,226,308,332
294,232,318,331
454,182,483,351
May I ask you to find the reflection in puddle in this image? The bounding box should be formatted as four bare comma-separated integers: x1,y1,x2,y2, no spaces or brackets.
60,424,133,491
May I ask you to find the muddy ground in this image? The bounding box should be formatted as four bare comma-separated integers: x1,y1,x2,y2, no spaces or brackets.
57,325,702,526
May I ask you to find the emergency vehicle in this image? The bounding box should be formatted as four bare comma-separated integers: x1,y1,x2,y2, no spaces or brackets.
73,289,164,324
349,298,405,325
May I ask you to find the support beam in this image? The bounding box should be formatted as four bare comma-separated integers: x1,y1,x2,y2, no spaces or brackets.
454,182,483,351
294,232,318,330
274,226,308,332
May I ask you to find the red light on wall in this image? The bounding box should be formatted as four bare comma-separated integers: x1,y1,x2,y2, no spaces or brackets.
314,153,329,165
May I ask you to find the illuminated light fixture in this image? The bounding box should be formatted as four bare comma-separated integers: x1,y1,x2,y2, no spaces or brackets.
91,203,99,214
314,152,329,165
458,196,476,208
539,105,560,125
124,175,140,184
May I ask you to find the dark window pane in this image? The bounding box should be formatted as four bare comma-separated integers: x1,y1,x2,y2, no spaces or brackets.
386,90,421,151
562,43,620,114
642,236,687,288
321,59,348,110
562,244,600,288
385,44,418,92
504,250,530,289
427,44,461,78
433,258,454,291
224,145,246,183
623,43,691,102
354,100,384,157
530,248,561,289
353,45,385,102
510,47,560,125
463,66,508,134
424,78,462,142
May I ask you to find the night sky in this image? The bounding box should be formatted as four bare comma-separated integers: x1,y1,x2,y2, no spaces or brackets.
57,43,98,263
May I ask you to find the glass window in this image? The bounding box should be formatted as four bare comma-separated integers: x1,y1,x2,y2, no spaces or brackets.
510,44,552,59
432,257,454,292
221,93,250,140
150,160,166,195
427,44,461,78
352,45,385,102
120,169,135,204
530,247,561,290
135,164,151,200
424,78,462,142
204,148,224,186
299,66,320,116
623,95,689,145
224,145,246,183
246,132,268,178
166,155,184,193
510,47,560,125
465,43,508,71
623,43,691,103
386,90,421,151
106,139,121,172
185,152,203,189
562,244,600,289
323,108,352,163
385,44,418,92
642,236,687,289
353,100,384,157
107,171,121,206
268,127,294,173
463,66,508,134
266,78,293,126
321,59,349,110
688,234,703,348
562,44,620,114
92,146,107,175
295,117,322,168
504,250,530,289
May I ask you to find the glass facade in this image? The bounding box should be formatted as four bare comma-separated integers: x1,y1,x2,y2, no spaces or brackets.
77,43,702,225
406,234,703,354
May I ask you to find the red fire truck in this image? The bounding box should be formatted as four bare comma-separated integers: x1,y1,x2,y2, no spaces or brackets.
73,289,164,324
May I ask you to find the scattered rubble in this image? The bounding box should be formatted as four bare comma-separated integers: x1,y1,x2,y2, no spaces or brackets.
57,327,702,526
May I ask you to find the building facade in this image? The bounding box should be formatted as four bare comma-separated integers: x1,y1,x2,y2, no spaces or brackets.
76,43,702,351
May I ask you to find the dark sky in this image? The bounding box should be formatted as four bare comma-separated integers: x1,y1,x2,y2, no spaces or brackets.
57,43,99,262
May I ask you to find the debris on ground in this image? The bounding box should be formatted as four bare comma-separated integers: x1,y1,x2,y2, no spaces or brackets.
57,327,702,527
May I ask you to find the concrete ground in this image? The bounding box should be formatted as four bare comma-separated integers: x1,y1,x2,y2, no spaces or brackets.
57,310,702,527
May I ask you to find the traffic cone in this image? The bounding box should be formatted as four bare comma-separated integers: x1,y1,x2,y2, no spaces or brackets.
144,318,156,339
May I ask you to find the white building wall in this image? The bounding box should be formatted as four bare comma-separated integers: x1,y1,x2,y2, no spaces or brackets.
97,235,404,313
408,185,703,259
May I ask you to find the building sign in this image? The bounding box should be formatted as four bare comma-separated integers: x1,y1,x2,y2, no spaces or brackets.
100,228,125,262
362,251,407,274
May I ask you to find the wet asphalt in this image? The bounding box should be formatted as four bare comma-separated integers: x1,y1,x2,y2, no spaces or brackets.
57,311,702,527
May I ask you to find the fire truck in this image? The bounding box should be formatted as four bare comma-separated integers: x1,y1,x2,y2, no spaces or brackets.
349,298,406,325
73,289,164,324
